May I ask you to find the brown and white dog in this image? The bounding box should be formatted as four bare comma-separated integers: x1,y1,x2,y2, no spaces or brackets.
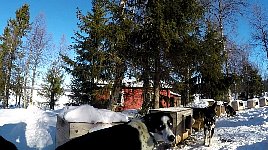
56,112,175,150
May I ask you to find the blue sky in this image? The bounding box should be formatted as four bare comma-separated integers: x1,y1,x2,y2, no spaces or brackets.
0,0,268,78
0,0,92,46
0,0,92,86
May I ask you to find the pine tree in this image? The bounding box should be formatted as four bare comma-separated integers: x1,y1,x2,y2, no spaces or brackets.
62,0,111,106
0,4,30,108
38,62,64,110
240,63,263,99
105,0,135,109
135,0,204,108
198,22,225,99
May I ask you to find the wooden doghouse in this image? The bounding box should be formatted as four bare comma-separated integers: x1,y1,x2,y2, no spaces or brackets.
56,115,121,147
191,107,205,131
231,100,245,111
215,101,225,117
247,98,260,109
149,107,193,144
260,97,268,107
200,99,215,106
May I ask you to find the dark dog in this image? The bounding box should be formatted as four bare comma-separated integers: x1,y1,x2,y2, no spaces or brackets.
0,136,17,150
56,112,175,150
203,102,217,147
224,103,236,117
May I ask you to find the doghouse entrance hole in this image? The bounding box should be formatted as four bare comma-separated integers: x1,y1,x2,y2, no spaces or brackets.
184,115,192,132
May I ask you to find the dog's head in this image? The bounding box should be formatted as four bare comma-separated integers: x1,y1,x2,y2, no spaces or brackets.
143,112,175,144
204,107,216,130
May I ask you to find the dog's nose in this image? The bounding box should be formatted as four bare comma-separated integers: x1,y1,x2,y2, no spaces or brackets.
168,135,175,142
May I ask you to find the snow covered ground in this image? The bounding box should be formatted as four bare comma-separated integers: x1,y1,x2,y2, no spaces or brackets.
182,107,268,150
1,105,268,150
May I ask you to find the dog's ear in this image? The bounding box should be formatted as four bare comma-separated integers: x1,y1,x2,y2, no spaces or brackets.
211,102,217,110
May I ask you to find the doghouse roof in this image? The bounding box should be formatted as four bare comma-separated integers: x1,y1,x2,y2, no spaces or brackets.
247,98,259,102
150,107,191,112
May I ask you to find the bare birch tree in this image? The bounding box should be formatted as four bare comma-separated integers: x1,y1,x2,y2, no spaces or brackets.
24,13,51,106
249,4,268,58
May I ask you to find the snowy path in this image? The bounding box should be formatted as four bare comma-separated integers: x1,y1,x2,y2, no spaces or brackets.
182,107,268,150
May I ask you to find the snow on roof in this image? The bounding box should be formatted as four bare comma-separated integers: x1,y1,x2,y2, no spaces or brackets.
122,77,145,87
201,99,215,102
59,105,129,123
186,99,210,108
232,99,243,101
170,91,181,96
151,107,191,112
122,77,172,88
247,98,259,101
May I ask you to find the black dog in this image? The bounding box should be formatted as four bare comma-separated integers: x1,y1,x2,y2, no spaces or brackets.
203,102,217,147
56,112,175,150
0,136,17,150
224,103,236,117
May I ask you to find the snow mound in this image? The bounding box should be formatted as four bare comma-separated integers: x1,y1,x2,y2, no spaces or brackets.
25,105,54,149
60,105,129,123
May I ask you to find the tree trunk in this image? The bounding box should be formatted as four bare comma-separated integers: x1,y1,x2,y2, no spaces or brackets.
153,58,160,109
18,90,21,108
23,81,28,108
4,52,13,108
109,63,124,110
31,67,37,104
50,92,55,110
141,57,151,114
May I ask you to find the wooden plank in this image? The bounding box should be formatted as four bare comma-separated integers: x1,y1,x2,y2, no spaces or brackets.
69,122,93,139
56,114,123,148
56,115,70,147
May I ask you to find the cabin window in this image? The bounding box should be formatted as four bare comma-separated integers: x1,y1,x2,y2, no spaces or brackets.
143,93,152,101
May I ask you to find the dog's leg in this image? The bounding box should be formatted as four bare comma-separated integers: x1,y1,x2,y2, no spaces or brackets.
211,127,215,138
203,128,207,145
208,130,211,147
209,127,215,147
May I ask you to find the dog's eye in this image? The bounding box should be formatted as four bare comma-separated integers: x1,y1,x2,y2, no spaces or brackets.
159,124,165,130
167,121,172,127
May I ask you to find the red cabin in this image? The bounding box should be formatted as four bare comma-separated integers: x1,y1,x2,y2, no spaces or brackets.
119,87,181,110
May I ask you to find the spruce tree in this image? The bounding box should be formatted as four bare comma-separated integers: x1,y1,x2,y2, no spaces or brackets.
38,62,64,110
62,0,111,106
198,22,225,99
136,0,204,108
0,4,30,108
